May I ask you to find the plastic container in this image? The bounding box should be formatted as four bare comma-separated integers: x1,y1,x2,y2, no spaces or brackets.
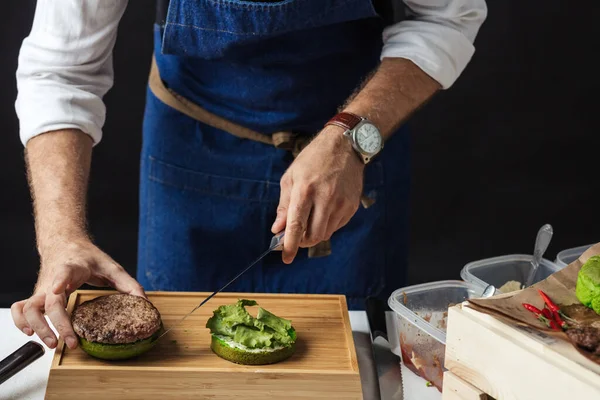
460,254,561,293
555,244,593,268
388,280,486,392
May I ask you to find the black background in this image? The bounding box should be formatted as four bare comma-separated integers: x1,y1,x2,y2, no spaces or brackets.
1,1,598,307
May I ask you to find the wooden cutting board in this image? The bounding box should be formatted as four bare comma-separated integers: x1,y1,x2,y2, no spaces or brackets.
45,290,362,400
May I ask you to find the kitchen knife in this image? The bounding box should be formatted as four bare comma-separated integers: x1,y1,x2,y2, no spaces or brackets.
366,297,403,400
156,231,285,340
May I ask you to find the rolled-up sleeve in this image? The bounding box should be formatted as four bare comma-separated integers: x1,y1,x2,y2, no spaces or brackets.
15,0,128,146
381,0,488,89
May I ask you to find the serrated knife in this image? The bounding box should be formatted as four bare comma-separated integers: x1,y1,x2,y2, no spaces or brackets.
155,231,285,341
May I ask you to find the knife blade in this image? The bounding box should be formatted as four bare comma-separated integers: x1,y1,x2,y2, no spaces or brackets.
366,297,404,400
155,231,285,341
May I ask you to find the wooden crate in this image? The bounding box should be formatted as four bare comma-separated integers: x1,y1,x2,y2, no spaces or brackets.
45,290,362,400
443,304,600,400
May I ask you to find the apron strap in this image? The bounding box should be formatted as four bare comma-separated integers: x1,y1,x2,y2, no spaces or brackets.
148,55,375,258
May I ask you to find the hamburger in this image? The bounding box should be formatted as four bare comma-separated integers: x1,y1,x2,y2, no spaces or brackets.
206,299,296,365
71,293,163,360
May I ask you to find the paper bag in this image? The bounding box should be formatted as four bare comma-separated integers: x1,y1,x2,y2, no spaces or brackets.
468,242,600,365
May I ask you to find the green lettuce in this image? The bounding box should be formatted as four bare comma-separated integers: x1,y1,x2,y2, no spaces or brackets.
576,255,600,314
257,307,292,335
233,325,274,348
206,299,296,349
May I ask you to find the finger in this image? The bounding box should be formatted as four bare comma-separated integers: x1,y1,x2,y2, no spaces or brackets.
45,292,78,349
52,264,88,295
324,213,345,241
301,203,329,248
102,263,146,298
283,187,312,264
11,300,33,336
272,175,292,234
23,294,57,348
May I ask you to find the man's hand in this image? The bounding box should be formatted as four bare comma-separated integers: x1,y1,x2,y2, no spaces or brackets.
11,129,145,350
271,126,364,263
11,237,145,350
271,58,440,264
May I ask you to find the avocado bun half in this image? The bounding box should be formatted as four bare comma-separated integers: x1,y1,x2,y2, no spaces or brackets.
206,299,297,365
71,293,163,360
211,333,296,365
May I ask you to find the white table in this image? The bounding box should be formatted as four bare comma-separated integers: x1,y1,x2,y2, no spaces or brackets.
0,309,440,400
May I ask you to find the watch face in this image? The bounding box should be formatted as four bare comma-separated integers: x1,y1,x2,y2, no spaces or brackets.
356,123,382,154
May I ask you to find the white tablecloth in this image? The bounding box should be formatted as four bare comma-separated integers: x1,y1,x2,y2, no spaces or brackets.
0,309,440,400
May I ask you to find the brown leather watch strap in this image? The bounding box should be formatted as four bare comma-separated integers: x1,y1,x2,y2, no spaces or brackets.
325,112,363,131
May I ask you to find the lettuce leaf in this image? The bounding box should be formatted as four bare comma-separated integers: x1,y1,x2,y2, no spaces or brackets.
206,299,295,348
257,307,292,336
233,325,273,348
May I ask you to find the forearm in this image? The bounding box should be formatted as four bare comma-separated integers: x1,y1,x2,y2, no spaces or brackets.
343,57,441,140
341,0,487,138
25,129,93,256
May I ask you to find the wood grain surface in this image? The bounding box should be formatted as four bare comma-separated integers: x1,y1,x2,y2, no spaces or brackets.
45,290,362,399
444,304,600,400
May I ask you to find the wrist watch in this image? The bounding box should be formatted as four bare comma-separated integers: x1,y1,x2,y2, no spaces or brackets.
325,112,384,164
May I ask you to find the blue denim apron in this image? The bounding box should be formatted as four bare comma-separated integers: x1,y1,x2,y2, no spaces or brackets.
137,0,411,310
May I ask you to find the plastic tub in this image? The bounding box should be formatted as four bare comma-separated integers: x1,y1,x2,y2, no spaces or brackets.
460,255,561,293
388,280,486,392
555,244,593,268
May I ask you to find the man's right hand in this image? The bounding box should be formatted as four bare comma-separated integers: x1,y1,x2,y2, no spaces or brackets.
11,238,145,350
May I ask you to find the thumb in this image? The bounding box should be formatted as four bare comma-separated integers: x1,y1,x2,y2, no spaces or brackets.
103,264,147,298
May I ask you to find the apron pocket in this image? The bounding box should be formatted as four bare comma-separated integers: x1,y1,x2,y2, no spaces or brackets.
140,155,277,293
148,156,279,203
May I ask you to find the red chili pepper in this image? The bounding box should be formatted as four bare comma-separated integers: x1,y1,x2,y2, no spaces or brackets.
546,318,561,330
538,290,568,329
538,290,559,312
522,303,543,315
553,311,568,330
541,307,553,320
522,303,560,330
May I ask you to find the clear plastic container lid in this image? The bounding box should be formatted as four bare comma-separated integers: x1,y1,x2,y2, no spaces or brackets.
555,244,593,268
460,254,561,293
388,280,486,345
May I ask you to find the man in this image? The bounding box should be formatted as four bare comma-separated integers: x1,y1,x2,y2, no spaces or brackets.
12,0,486,351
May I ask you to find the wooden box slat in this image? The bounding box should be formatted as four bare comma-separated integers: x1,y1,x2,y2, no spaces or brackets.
45,290,362,399
443,304,600,400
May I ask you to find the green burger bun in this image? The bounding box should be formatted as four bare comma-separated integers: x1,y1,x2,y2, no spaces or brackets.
206,299,297,365
78,327,163,360
211,333,296,365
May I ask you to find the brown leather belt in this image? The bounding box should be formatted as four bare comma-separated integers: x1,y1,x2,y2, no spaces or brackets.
147,55,375,258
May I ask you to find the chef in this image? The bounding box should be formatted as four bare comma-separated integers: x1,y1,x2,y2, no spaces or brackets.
11,0,486,350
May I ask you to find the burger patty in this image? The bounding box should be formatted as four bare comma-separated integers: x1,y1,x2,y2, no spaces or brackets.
71,294,162,344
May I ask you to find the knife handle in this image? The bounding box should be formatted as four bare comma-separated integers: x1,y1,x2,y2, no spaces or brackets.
270,231,285,251
0,341,45,385
366,297,388,341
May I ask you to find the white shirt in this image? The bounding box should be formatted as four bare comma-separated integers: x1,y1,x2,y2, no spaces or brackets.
15,0,487,146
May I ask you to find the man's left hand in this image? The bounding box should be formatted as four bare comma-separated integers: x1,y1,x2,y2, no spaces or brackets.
271,126,365,264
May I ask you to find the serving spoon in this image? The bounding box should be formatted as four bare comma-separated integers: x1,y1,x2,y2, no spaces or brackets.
522,224,553,289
